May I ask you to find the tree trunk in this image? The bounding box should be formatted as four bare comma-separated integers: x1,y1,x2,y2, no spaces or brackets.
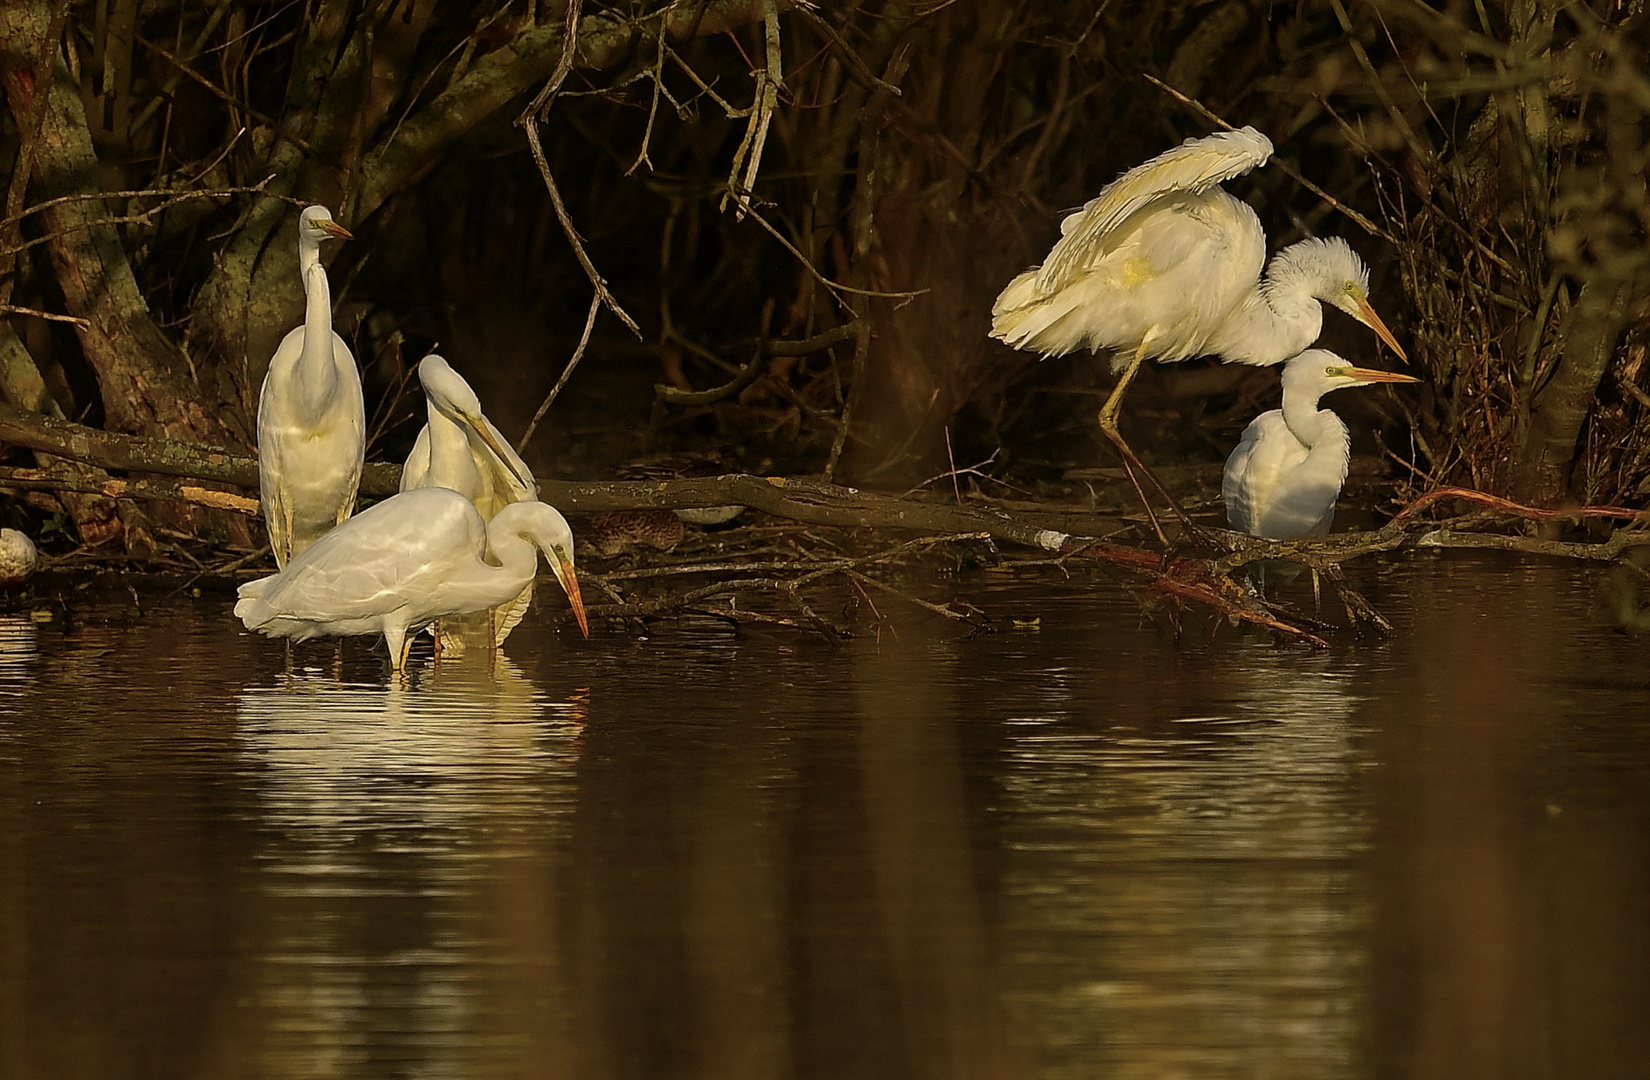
836,1,1024,488
0,1,236,447
1509,276,1642,506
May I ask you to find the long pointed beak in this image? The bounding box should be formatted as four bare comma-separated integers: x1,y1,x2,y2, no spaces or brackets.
553,549,590,638
460,412,535,494
1345,366,1422,385
1355,296,1408,363
317,218,353,240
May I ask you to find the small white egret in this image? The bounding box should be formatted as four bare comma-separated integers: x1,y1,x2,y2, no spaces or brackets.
235,486,589,671
258,205,364,567
990,127,1406,495
401,354,538,650
1222,349,1420,542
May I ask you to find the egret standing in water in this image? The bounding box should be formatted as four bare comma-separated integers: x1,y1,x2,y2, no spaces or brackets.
401,354,539,651
235,486,589,672
990,127,1406,494
1222,349,1419,542
258,205,364,567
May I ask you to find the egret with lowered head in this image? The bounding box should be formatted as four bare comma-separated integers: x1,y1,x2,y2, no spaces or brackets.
991,127,1406,494
401,354,539,651
258,205,363,567
235,485,589,672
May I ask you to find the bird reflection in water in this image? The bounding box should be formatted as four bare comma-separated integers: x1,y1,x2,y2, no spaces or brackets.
233,660,585,1076
0,615,39,696
1000,648,1367,1077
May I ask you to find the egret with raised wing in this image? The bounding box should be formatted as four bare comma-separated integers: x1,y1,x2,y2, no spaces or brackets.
235,486,589,672
257,205,364,567
991,128,1405,501
401,354,539,650
1222,349,1420,543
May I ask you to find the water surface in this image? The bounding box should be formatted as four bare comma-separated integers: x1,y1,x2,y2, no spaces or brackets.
1,553,1646,1078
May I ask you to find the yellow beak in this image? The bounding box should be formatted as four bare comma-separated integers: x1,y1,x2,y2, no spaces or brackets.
1355,296,1408,363
554,549,590,638
1344,366,1422,385
317,218,353,240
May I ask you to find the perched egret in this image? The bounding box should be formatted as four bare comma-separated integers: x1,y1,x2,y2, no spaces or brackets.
235,486,589,671
1222,349,1420,542
258,205,364,567
990,127,1406,497
401,355,538,650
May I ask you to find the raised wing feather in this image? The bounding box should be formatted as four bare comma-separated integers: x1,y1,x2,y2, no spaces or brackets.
1037,126,1272,294
471,415,538,519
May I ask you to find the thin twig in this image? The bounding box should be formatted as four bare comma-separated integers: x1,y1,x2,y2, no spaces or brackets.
519,292,602,451
1141,72,1391,242
513,0,642,339
0,304,89,328
0,179,278,258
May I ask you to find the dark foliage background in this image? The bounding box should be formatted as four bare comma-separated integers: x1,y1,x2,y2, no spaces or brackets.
1,0,1646,547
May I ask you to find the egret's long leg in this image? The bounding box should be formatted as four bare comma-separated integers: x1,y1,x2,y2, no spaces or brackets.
1096,341,1213,547
1096,341,1173,544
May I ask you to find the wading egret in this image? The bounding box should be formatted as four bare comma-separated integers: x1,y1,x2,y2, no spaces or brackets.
990,127,1406,501
235,486,589,671
258,205,364,567
1222,349,1420,542
401,354,538,650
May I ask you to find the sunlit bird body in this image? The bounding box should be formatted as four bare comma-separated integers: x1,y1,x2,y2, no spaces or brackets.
235,486,589,671
401,355,539,650
990,127,1406,506
258,205,364,567
1222,349,1420,541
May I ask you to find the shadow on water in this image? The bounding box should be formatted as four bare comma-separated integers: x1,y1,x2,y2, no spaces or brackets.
0,554,1647,1078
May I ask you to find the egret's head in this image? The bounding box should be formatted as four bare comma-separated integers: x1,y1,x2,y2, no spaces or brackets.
298,205,353,244
417,354,534,494
1278,237,1407,363
526,504,589,639
1283,348,1422,402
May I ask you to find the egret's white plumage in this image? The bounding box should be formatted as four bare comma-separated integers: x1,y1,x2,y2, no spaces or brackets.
235,486,589,671
1222,349,1420,541
992,127,1404,366
990,128,1406,505
257,205,364,567
401,355,538,649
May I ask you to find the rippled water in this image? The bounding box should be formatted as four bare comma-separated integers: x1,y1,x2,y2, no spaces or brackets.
1,553,1646,1078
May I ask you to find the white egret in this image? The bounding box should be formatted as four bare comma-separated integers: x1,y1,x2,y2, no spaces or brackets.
990,127,1406,495
235,486,589,671
1222,349,1420,542
258,204,364,567
401,354,538,650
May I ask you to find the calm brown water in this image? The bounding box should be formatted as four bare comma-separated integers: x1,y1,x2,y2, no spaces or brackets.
1,553,1647,1079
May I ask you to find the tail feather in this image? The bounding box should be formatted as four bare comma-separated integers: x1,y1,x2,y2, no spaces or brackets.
990,268,1088,356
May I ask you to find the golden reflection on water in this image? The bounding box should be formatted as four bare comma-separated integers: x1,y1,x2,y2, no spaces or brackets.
999,650,1368,1079
234,658,586,1077
1,562,1648,1079
0,616,38,696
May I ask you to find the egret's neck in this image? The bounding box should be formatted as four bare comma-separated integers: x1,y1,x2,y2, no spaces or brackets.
478,514,548,599
1208,275,1325,366
1281,388,1332,450
424,407,484,502
292,255,339,413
